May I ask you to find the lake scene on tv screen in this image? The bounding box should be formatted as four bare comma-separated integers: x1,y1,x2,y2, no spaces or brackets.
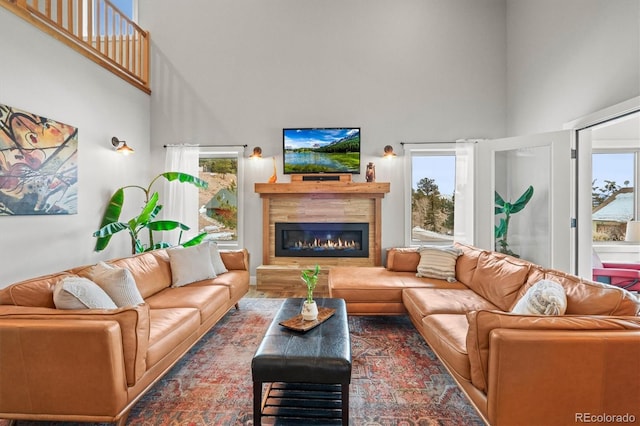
283,128,360,174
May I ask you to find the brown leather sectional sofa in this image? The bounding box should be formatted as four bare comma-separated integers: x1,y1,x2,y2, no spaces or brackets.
329,243,640,426
0,248,249,425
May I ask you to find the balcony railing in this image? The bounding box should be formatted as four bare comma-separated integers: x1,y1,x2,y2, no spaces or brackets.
1,0,150,93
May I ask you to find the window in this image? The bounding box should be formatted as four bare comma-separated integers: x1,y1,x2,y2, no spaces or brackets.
198,148,244,247
408,149,456,245
109,0,135,20
592,151,637,242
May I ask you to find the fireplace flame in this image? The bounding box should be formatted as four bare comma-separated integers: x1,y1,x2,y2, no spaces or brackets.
295,238,359,250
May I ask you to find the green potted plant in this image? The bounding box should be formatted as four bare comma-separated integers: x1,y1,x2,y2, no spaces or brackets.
93,172,208,254
494,185,534,258
301,264,320,321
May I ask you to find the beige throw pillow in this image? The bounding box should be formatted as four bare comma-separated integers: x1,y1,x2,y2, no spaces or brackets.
511,279,567,315
53,276,117,310
90,262,144,307
167,243,217,287
209,242,228,275
416,245,462,281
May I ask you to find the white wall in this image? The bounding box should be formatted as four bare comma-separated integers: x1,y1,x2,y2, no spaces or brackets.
0,8,151,287
506,0,640,136
139,0,508,273
4,1,634,286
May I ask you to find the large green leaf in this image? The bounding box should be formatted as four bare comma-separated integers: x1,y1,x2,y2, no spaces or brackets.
147,242,172,251
94,188,125,251
494,191,505,207
494,218,507,238
147,220,189,231
181,232,208,247
93,221,128,238
510,186,534,214
134,192,160,228
160,172,208,189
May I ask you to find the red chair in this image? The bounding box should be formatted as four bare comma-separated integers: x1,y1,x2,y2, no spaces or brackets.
592,252,640,292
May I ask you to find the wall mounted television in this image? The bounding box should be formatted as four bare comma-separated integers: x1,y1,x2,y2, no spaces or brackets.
283,127,361,174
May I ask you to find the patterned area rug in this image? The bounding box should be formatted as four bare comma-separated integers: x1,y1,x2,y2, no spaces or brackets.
3,298,484,426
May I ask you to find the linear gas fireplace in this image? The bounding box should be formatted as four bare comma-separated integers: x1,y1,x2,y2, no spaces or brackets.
275,222,369,258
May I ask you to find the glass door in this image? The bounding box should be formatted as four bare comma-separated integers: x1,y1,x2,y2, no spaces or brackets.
575,111,640,279
476,130,574,271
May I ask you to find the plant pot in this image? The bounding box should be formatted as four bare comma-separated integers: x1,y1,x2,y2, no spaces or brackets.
301,300,318,321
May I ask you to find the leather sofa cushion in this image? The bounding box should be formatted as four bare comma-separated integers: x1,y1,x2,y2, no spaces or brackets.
185,270,250,304
403,288,498,319
146,285,229,325
454,243,485,285
0,272,76,308
107,251,173,299
518,267,640,316
467,252,531,311
329,267,408,304
466,310,640,393
421,314,471,381
147,308,200,368
386,247,420,272
220,249,250,270
0,304,150,386
329,267,460,304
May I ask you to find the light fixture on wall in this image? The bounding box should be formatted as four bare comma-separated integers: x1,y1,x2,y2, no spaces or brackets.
383,145,396,158
250,146,263,159
111,137,135,155
625,220,640,242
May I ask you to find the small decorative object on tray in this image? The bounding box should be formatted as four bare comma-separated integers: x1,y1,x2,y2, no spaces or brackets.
279,307,336,332
301,264,320,321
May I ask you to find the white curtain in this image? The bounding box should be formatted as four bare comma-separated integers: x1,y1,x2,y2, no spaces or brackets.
163,144,200,245
454,141,476,245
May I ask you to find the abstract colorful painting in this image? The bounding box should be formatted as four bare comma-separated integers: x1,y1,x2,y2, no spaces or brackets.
0,104,78,215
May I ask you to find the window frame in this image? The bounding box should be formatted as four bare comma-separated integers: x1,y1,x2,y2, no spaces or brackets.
198,146,245,249
403,143,458,247
591,148,639,244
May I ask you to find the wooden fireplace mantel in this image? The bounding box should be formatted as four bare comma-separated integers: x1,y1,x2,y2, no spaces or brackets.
254,181,390,266
255,182,390,196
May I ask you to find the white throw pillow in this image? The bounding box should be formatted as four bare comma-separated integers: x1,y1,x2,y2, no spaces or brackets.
167,243,217,287
511,279,567,315
209,242,228,275
416,245,462,281
90,262,144,307
53,276,117,310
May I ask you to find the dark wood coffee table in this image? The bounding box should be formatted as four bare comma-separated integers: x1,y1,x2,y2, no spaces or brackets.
252,298,351,425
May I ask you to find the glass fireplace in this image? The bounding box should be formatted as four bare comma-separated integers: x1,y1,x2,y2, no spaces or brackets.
275,222,369,258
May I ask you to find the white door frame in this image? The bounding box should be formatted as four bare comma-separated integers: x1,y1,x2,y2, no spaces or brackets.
476,131,574,272
564,96,640,279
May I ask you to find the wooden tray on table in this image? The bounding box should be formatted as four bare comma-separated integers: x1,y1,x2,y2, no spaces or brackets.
279,307,336,332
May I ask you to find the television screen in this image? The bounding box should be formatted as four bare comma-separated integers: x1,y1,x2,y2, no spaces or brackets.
283,127,361,174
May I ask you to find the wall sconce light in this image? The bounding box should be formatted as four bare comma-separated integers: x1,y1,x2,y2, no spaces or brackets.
626,220,640,242
111,137,135,155
383,145,396,158
250,146,263,159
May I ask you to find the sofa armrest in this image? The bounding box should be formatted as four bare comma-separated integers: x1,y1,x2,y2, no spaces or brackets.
487,329,640,426
0,304,150,387
221,248,250,271
466,310,640,394
0,318,130,418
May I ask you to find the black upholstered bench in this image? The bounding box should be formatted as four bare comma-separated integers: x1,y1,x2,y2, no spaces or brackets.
252,298,352,425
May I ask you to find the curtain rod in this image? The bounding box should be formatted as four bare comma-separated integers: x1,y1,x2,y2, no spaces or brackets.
400,140,478,146
163,144,248,148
